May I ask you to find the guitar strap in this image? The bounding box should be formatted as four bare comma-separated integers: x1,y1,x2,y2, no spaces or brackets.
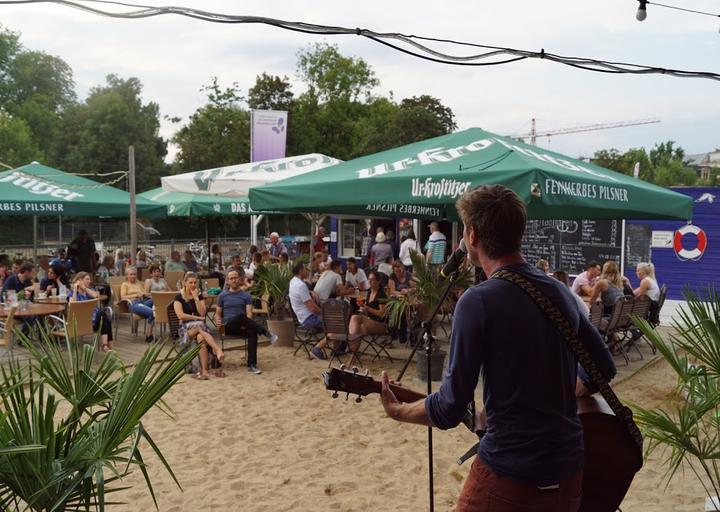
492,269,644,460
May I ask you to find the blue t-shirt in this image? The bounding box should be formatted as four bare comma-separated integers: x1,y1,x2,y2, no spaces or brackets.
2,274,33,293
217,289,253,324
424,263,616,487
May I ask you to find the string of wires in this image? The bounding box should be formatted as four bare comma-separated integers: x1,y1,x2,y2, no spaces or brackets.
0,0,718,81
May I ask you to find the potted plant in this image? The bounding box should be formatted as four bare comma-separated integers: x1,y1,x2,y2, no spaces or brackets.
250,262,296,346
384,250,474,381
0,327,199,511
631,286,720,511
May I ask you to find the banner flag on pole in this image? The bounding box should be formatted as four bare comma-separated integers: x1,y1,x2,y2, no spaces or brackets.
251,110,288,162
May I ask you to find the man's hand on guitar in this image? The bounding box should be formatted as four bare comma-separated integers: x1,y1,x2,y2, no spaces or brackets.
380,371,402,420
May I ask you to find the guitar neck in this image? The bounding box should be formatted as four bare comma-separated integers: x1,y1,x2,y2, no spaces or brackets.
365,380,427,404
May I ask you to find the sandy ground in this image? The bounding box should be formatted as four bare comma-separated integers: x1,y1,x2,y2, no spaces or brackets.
111,342,707,512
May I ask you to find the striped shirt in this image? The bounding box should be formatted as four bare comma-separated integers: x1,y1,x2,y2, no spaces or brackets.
424,231,447,264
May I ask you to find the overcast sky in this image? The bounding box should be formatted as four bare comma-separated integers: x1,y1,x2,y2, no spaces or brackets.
1,0,718,163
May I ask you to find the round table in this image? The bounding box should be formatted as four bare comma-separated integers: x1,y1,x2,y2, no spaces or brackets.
0,303,66,318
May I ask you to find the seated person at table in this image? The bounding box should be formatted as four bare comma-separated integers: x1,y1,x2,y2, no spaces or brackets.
144,265,170,294
97,255,114,283
536,259,550,274
314,261,352,301
164,251,185,272
50,250,70,272
174,272,225,380
40,264,67,296
2,261,35,299
246,251,263,280
135,250,149,269
183,251,198,273
289,263,330,361
589,261,625,315
120,266,155,342
69,272,114,351
348,270,389,351
571,260,601,302
345,257,368,291
377,256,394,278
216,269,277,375
36,255,50,282
388,261,413,295
633,262,660,301
224,254,244,287
0,260,7,288
260,250,271,265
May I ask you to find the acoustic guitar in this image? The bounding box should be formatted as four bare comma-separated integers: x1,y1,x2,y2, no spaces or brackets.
323,366,642,512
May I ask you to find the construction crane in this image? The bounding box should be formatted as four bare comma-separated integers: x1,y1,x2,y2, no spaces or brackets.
513,118,661,146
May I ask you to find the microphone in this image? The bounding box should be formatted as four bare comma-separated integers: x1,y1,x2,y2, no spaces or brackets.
440,239,468,278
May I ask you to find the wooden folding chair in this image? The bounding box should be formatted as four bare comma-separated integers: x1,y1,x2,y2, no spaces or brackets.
589,301,604,329
108,276,125,286
111,284,145,339
0,307,17,357
291,306,319,359
603,296,636,365
164,271,185,291
50,299,98,344
626,294,653,358
152,291,178,338
321,299,363,367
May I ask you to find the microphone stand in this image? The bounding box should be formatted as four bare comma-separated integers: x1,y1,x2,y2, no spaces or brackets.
396,269,460,512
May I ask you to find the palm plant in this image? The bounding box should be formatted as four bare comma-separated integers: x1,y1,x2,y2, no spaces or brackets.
0,328,199,511
384,250,474,340
632,286,720,509
249,263,293,319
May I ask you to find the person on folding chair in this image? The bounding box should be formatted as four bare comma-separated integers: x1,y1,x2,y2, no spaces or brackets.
173,272,225,380
289,262,332,361
348,270,389,352
215,269,277,375
69,272,114,352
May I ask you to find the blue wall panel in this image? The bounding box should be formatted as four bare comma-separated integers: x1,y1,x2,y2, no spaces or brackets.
626,187,720,300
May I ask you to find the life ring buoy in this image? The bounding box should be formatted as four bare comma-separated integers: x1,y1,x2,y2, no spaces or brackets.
674,224,707,261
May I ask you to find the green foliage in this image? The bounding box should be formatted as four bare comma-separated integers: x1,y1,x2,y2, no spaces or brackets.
0,327,199,511
249,263,293,319
296,43,378,103
384,250,473,339
593,141,697,187
0,112,43,167
52,74,167,192
248,73,294,111
172,77,250,172
632,287,720,503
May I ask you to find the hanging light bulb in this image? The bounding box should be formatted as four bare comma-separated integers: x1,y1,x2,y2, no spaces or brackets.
636,0,648,21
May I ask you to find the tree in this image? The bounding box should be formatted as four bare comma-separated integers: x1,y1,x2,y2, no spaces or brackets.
592,141,695,186
247,73,294,110
52,74,167,192
0,26,75,160
0,112,43,167
296,43,378,103
172,77,250,172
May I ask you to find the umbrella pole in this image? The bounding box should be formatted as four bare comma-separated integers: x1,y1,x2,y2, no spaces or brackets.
33,216,38,261
205,218,210,271
58,216,63,250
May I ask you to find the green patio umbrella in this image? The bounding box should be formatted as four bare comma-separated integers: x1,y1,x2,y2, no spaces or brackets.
249,128,693,221
138,188,254,217
0,162,165,218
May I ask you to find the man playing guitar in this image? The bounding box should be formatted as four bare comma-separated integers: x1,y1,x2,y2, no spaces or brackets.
379,185,617,511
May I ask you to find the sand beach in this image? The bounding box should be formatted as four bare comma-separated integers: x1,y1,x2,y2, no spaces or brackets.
109,339,705,512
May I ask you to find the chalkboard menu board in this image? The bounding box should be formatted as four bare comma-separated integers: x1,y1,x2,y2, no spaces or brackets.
624,224,652,270
521,220,622,275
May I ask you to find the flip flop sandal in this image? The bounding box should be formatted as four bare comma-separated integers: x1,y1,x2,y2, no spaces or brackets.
191,373,210,380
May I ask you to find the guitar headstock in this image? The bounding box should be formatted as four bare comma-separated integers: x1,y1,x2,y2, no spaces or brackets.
322,366,378,403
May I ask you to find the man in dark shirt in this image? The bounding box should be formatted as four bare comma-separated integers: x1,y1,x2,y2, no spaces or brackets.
379,185,616,511
2,261,34,296
67,230,97,273
215,269,277,375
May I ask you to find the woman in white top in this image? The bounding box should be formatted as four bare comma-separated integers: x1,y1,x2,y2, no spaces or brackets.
633,262,660,302
145,265,170,294
398,229,419,272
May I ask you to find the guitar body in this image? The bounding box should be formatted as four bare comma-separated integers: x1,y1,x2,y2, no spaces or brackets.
578,396,643,512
